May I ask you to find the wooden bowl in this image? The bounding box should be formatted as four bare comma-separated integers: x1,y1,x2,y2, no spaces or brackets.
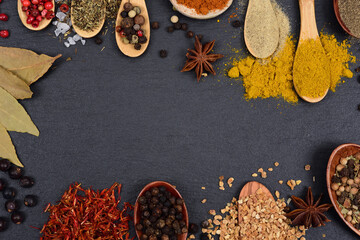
326,143,360,236
134,181,189,240
333,0,357,38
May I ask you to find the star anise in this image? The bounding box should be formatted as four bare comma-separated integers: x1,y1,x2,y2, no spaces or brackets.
286,187,333,229
181,36,224,82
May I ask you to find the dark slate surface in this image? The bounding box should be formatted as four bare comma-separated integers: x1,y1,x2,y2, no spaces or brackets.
0,0,360,239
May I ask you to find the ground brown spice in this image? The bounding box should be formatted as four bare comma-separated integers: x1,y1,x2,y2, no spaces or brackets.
176,0,229,15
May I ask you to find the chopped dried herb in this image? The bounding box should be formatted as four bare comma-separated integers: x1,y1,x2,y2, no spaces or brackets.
72,0,106,31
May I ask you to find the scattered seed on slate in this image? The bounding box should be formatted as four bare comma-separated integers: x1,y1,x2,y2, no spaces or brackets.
231,20,242,28
160,50,168,58
151,21,159,29
174,22,182,30
186,31,194,38
95,37,103,45
181,23,188,31
167,26,174,33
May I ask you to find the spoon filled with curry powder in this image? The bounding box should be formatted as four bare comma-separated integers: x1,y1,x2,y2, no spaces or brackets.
293,0,330,103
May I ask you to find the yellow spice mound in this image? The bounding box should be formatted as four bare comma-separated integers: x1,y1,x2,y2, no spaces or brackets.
228,34,356,103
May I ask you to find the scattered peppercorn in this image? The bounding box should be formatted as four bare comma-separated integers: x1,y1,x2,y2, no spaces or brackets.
0,159,10,172
170,15,179,24
11,212,24,224
188,223,199,234
3,187,16,199
19,176,34,188
59,3,69,13
160,50,168,58
8,166,23,179
0,13,8,21
5,200,19,213
231,20,242,28
134,43,141,50
151,21,159,29
0,218,7,232
167,26,174,33
95,37,103,45
0,30,9,38
181,23,188,31
201,220,210,228
186,31,194,38
174,22,182,30
24,195,37,207
200,233,209,240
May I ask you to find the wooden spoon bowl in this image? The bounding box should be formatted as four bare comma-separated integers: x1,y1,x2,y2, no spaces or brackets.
115,0,150,57
326,144,360,237
71,0,106,38
134,181,189,240
169,0,233,20
17,0,55,31
333,0,357,38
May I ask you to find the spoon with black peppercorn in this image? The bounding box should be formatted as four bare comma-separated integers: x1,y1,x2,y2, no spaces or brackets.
134,181,189,240
116,0,150,57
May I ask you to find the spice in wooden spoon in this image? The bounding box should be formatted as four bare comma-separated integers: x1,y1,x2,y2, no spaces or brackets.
337,0,360,38
244,0,280,59
17,0,55,31
71,0,106,38
293,0,330,103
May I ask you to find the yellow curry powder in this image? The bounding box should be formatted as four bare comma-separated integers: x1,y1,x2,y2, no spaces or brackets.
228,33,356,103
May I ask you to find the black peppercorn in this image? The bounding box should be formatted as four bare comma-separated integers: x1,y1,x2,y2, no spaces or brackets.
139,36,148,44
146,227,155,235
145,191,152,199
95,37,103,45
151,197,159,204
151,21,160,29
136,223,144,231
0,159,11,172
179,220,186,227
19,176,34,188
123,2,133,12
201,220,210,228
0,218,7,232
169,208,176,215
140,234,148,240
231,20,242,28
167,26,174,33
200,233,209,240
134,43,142,50
160,50,168,58
151,187,159,196
186,31,194,38
164,200,171,207
181,227,188,233
143,210,151,218
143,219,152,227
159,186,166,193
161,234,169,240
181,23,188,31
188,223,199,234
3,187,16,199
174,205,182,212
8,166,23,179
154,229,161,236
140,204,148,211
121,11,128,18
11,212,24,224
174,22,182,30
169,196,176,205
139,196,147,205
24,195,37,207
148,234,157,240
176,198,184,205
0,179,6,191
156,219,166,229
175,213,183,220
5,200,19,213
162,225,170,234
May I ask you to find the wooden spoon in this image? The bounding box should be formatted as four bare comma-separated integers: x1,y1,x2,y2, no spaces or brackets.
244,0,280,59
116,0,150,57
326,144,360,237
333,0,357,38
17,0,55,31
239,181,274,200
169,0,233,20
71,0,106,38
134,181,189,240
293,0,329,103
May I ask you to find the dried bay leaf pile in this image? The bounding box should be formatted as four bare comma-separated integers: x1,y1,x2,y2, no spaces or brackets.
0,46,61,167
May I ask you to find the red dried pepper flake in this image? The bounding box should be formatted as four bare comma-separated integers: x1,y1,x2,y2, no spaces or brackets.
40,183,133,240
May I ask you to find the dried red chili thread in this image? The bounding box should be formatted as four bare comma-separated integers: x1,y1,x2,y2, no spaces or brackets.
40,183,133,240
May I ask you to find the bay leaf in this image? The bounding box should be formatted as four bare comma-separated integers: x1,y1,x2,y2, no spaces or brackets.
0,66,33,100
0,47,61,85
0,123,23,167
0,87,39,136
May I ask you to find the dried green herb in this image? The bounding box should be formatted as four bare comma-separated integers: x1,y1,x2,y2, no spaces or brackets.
105,0,121,19
0,46,61,86
0,66,33,100
72,0,106,31
0,123,23,167
0,87,39,136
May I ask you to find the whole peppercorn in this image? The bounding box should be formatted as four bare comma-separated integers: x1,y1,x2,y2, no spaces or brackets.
139,196,147,205
121,11,128,18
0,14,8,21
121,17,134,29
143,210,150,218
186,31,194,38
200,233,209,240
167,26,174,33
151,21,159,29
24,195,37,207
124,2,133,12
19,176,34,188
231,20,242,28
0,30,9,38
134,43,141,50
188,223,198,234
5,200,19,213
3,187,16,199
11,212,24,224
180,23,188,31
0,179,6,191
201,220,210,228
174,22,181,30
160,50,168,58
140,234,148,240
0,218,7,232
136,223,143,231
95,37,103,45
134,15,145,25
8,166,23,179
139,36,147,44
175,205,182,213
151,187,159,196
176,198,184,205
145,191,152,199
149,235,157,240
0,159,11,172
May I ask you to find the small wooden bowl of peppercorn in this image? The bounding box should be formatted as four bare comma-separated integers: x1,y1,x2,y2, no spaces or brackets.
134,181,189,240
327,143,360,236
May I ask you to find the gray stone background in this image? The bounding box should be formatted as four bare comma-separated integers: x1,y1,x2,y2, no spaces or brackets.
0,0,360,239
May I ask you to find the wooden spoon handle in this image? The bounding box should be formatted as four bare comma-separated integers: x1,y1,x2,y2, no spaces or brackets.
299,0,319,40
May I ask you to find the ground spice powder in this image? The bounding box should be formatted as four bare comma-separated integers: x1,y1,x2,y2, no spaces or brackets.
176,0,229,15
